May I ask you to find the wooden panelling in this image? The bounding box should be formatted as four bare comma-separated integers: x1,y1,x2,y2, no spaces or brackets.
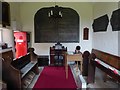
83,27,89,40
110,9,120,31
1,48,39,89
92,14,109,32
92,49,120,70
87,49,120,83
2,2,10,27
2,49,13,63
34,6,79,43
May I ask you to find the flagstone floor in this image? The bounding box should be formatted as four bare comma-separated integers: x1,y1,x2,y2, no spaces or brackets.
28,65,120,90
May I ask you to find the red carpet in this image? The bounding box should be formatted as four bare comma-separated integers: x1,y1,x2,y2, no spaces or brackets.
33,66,77,89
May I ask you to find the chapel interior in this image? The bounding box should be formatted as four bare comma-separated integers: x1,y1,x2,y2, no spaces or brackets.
0,1,120,90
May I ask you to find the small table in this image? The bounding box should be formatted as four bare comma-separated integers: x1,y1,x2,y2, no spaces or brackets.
65,53,83,79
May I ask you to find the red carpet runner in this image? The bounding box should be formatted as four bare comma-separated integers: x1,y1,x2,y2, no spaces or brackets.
33,66,77,89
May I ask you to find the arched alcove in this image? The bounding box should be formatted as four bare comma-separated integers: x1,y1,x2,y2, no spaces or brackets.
34,5,79,43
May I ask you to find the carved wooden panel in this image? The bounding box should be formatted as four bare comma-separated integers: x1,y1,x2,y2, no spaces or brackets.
83,27,89,40
110,9,120,31
34,6,79,43
92,14,109,32
1,2,10,27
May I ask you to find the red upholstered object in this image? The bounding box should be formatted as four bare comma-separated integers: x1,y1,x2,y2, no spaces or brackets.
33,66,77,89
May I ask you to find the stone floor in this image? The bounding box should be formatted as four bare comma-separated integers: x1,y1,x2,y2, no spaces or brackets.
28,65,120,90
87,68,120,90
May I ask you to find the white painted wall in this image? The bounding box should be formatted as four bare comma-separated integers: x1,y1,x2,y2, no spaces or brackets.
2,28,14,48
9,2,22,31
20,2,93,55
93,2,119,56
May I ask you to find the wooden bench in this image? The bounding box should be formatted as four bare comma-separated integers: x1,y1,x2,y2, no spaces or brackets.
1,48,39,90
87,49,120,83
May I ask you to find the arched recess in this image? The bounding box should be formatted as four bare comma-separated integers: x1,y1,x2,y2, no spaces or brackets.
34,5,79,43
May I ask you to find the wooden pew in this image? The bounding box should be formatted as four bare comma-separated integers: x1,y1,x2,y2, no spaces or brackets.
87,49,120,83
1,48,39,90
